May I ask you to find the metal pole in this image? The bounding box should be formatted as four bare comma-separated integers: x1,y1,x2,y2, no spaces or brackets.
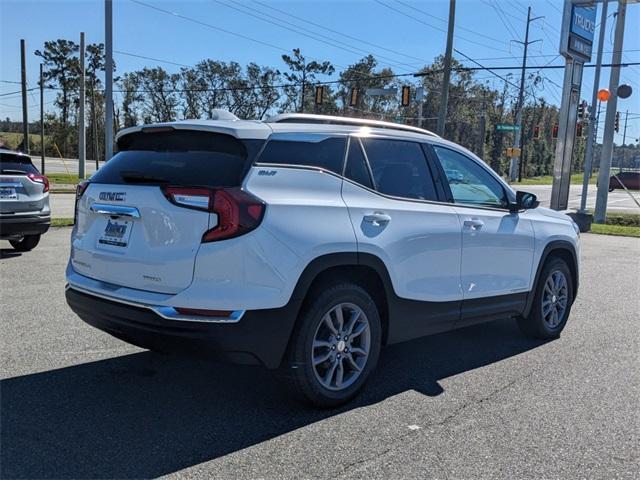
105,0,114,161
20,39,29,154
579,0,608,213
619,109,628,173
594,0,626,224
92,77,99,169
437,0,455,137
39,64,45,173
510,7,531,182
78,32,86,179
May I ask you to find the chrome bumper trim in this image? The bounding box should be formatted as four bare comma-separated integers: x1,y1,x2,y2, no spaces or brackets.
65,283,244,323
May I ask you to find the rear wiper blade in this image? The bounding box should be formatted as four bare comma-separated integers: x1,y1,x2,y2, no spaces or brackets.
120,170,169,184
1,169,27,174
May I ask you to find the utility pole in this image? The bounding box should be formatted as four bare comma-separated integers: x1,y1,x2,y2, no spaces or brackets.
437,0,455,137
579,0,608,214
105,0,114,162
509,7,543,182
20,39,29,154
594,0,626,224
78,32,86,179
39,64,45,173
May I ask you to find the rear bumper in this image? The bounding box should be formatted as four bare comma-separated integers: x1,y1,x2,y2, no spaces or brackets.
65,286,300,369
0,213,50,238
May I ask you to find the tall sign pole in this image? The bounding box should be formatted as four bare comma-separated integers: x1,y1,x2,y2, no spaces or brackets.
104,0,114,162
550,0,596,211
78,32,86,179
20,39,29,154
579,0,608,214
594,0,627,223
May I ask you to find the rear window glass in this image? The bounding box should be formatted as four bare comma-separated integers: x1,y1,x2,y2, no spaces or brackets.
257,136,346,174
90,130,258,187
0,153,38,174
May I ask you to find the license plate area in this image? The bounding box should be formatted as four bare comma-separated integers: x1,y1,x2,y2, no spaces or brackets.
97,218,134,249
0,187,17,200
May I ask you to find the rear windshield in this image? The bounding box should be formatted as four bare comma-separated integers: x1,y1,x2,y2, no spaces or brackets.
90,129,262,187
0,152,38,174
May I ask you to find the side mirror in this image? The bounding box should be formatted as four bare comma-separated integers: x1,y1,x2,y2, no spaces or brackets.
510,191,539,213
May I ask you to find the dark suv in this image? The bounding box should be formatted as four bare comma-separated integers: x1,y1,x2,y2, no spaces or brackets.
0,149,50,251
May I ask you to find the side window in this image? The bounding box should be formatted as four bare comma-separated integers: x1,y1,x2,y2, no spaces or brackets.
257,135,346,174
344,138,373,189
433,145,508,208
360,138,438,201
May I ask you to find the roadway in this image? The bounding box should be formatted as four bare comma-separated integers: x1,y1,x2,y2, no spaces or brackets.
1,229,638,479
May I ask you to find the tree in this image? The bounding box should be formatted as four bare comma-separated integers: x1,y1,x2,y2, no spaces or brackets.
133,67,180,122
119,72,143,128
338,55,396,118
281,48,334,113
35,39,80,156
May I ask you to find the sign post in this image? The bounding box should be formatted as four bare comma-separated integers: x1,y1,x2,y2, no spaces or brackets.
550,0,596,211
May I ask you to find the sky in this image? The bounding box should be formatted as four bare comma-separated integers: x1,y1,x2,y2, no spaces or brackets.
1,0,639,143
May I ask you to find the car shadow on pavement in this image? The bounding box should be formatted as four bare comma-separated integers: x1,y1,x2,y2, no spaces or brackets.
1,317,549,479
0,248,22,260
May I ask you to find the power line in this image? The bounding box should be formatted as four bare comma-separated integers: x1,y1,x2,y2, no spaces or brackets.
251,0,427,63
115,50,191,68
373,0,513,53
213,0,416,72
393,0,508,46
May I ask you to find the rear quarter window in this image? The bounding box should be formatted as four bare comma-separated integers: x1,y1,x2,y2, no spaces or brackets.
257,135,346,174
90,130,260,187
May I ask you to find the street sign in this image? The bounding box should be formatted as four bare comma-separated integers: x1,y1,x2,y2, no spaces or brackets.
495,124,520,132
365,88,397,97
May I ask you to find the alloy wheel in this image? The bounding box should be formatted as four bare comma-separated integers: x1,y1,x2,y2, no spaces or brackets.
311,302,371,391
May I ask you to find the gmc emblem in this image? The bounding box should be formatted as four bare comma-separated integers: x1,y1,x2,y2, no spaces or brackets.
99,192,126,202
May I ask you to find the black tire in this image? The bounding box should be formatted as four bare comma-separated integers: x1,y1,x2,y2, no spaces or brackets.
518,257,574,339
609,187,615,192
9,234,41,252
279,282,382,408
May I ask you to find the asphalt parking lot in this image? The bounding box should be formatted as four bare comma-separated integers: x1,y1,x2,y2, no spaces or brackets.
1,228,639,479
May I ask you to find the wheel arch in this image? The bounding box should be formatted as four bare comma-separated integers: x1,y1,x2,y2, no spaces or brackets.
287,252,394,347
524,240,579,318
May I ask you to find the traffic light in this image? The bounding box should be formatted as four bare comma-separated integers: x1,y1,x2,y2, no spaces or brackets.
576,123,583,138
552,124,558,139
577,100,588,119
349,88,358,107
401,86,411,107
314,86,324,106
533,125,540,139
615,111,620,132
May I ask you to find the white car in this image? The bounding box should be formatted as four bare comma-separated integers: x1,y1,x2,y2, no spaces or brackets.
65,112,580,407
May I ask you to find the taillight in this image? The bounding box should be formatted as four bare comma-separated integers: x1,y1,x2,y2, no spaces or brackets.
162,186,265,242
74,181,90,223
28,173,49,192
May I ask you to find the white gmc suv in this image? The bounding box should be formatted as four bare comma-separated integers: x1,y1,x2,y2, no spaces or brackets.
65,112,580,407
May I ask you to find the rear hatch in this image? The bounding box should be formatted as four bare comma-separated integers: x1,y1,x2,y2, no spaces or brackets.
0,152,47,214
71,128,263,294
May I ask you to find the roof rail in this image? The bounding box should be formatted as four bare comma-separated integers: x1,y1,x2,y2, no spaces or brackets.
266,113,439,138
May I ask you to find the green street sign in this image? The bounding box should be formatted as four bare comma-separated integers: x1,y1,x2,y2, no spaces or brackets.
496,124,520,132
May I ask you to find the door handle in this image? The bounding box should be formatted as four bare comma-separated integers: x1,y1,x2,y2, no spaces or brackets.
363,212,391,226
463,218,484,230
